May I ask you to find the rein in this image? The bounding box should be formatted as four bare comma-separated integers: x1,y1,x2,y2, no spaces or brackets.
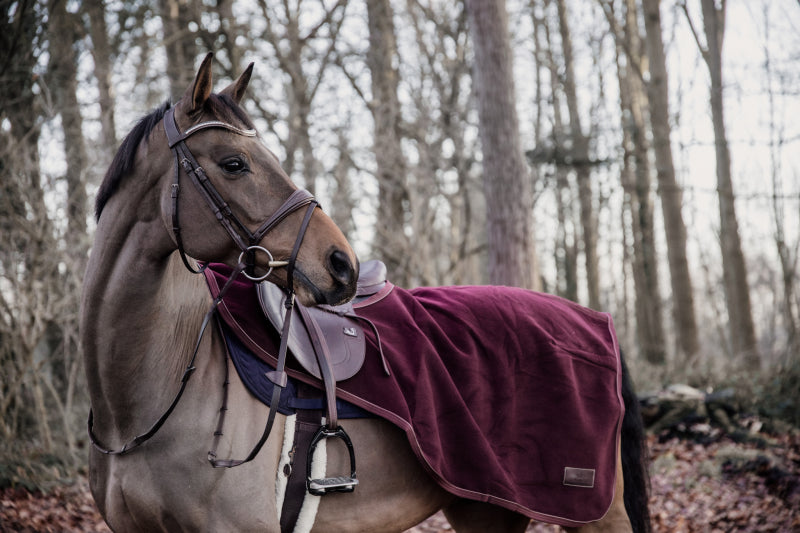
88,106,317,465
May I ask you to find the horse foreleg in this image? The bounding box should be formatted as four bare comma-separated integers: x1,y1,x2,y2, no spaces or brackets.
565,443,632,533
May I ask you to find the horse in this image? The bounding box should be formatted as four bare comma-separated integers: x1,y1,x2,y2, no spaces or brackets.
81,53,650,533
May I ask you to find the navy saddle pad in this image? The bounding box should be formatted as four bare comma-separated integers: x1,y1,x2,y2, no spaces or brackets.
223,323,372,418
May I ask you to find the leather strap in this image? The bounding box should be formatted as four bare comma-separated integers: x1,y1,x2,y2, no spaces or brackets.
89,262,247,456
251,189,316,245
207,201,317,468
168,119,256,146
166,108,252,254
279,384,324,533
347,313,391,376
298,305,340,428
164,107,317,278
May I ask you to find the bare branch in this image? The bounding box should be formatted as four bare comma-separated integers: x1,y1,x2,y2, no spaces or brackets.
333,53,370,105
308,0,349,101
679,0,709,64
595,0,646,82
303,0,347,42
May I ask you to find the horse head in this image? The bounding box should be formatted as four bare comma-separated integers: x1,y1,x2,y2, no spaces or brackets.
100,53,358,306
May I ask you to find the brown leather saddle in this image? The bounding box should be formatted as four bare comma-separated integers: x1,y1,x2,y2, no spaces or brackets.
257,259,388,382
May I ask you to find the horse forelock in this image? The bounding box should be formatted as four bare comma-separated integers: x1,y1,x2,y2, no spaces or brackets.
94,95,257,221
95,100,171,220
206,93,256,131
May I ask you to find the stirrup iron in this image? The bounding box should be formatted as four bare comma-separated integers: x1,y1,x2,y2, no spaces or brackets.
306,425,358,496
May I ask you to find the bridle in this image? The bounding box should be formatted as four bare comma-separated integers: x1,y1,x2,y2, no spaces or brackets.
163,106,317,281
89,105,318,465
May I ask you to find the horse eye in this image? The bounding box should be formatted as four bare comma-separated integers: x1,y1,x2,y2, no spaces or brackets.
220,157,248,175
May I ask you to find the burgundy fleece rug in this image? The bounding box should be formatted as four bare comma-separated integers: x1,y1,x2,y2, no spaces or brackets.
204,264,623,527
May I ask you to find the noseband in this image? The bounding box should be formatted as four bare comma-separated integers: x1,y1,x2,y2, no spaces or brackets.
89,106,321,462
163,106,318,282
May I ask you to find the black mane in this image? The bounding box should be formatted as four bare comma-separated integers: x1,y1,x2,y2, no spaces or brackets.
94,94,257,220
95,101,171,220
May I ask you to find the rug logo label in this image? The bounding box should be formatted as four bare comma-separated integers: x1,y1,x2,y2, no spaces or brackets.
563,467,595,488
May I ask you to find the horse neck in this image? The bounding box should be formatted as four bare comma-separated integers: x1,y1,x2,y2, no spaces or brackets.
82,205,211,435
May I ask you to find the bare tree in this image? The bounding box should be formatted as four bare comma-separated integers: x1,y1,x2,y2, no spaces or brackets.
762,8,799,358
204,0,245,76
464,0,539,290
1,0,86,457
254,0,347,196
336,1,484,287
404,0,482,286
84,0,118,158
48,0,88,247
1,0,49,449
641,0,699,363
47,0,91,455
555,0,601,309
364,0,413,284
160,0,201,100
532,3,579,301
684,0,760,368
598,0,666,364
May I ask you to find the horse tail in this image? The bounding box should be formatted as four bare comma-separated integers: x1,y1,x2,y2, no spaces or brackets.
620,353,651,533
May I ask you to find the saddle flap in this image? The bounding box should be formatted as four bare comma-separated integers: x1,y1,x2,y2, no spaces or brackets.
257,282,366,381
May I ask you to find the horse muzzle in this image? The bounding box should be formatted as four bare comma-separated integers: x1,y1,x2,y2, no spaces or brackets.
292,250,359,307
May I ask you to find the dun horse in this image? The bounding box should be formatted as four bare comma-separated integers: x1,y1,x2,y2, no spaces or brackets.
81,55,649,532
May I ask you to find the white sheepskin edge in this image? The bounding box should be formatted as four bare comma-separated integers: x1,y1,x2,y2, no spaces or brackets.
294,438,326,533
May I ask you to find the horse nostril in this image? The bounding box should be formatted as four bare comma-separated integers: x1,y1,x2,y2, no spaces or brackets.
328,249,356,287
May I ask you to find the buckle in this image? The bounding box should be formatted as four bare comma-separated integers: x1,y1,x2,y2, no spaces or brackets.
306,425,358,496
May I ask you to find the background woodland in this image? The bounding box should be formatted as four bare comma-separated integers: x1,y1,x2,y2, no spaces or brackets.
1,0,799,493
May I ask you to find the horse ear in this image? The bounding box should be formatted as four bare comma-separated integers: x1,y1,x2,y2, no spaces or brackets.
220,63,254,104
184,52,215,114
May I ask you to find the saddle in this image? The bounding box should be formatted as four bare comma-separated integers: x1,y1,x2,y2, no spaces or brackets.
256,259,389,498
257,259,388,381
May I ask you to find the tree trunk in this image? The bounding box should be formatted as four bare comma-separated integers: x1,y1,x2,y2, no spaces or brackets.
84,0,117,157
48,0,88,250
641,0,699,362
366,0,411,285
1,1,61,451
617,0,666,364
763,16,800,358
281,4,316,194
465,0,539,290
330,128,357,242
217,0,244,74
540,7,578,301
556,0,600,309
160,0,200,100
700,0,760,369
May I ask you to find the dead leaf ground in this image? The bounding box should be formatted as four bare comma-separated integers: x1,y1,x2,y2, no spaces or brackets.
2,435,798,532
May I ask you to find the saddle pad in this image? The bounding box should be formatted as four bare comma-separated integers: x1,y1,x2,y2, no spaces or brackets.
204,265,624,528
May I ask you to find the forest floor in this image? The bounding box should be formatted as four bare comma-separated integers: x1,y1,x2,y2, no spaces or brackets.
1,434,798,532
